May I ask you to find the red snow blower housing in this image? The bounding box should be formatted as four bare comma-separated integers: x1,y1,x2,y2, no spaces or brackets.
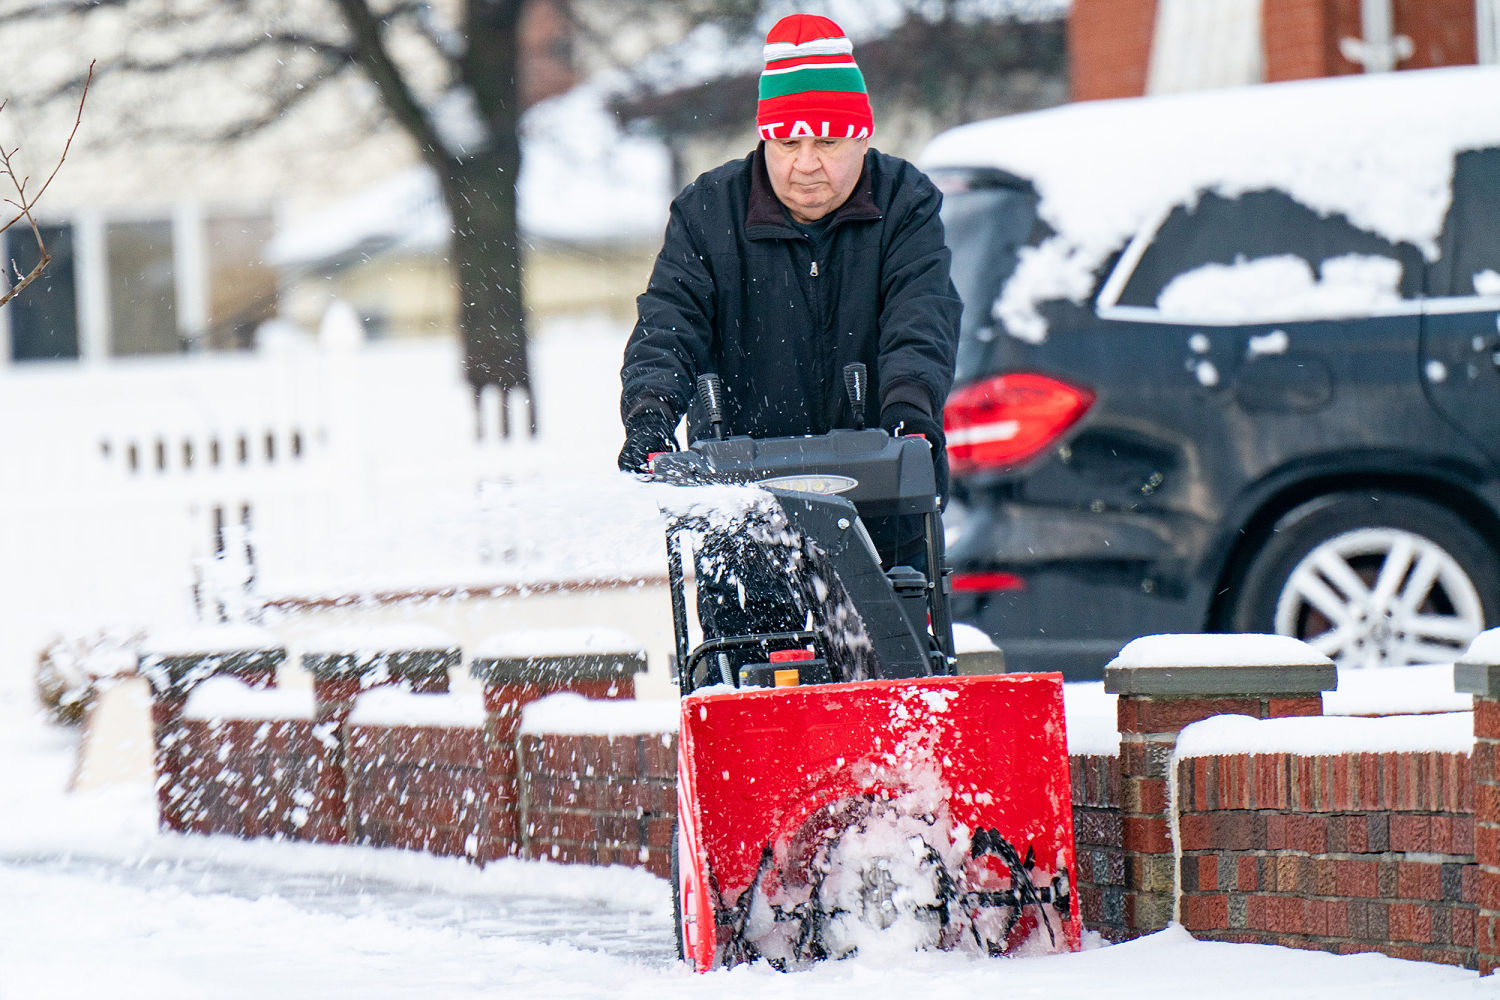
651,367,1079,972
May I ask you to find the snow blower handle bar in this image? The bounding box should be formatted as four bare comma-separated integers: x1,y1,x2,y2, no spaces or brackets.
657,365,937,519
844,362,867,431
696,372,726,441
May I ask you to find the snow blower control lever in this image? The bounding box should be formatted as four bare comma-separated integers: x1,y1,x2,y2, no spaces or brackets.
653,365,955,693
695,372,726,442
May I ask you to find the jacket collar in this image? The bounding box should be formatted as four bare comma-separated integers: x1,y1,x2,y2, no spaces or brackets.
746,141,881,239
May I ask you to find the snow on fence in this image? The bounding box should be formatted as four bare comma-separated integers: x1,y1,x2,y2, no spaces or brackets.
0,314,664,690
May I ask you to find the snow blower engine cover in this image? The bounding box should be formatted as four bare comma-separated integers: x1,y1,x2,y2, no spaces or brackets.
676,672,1079,971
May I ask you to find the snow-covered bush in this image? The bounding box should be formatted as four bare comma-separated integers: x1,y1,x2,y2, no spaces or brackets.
33,628,143,725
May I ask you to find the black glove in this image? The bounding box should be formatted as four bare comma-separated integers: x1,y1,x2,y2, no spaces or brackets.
617,408,678,473
881,401,949,505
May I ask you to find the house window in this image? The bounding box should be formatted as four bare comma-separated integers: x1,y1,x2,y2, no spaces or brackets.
106,219,178,356
1103,188,1422,323
205,214,277,351
3,207,278,363
5,222,79,361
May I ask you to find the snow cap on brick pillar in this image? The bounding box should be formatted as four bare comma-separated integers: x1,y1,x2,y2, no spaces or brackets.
1103,633,1335,938
757,14,874,141
1454,628,1500,975
470,630,647,860
1105,633,1336,731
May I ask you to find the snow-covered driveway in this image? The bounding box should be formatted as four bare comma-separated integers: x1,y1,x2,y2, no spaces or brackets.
0,691,1493,999
0,837,1490,1000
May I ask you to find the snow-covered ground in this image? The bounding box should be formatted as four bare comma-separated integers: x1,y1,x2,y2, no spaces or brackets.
2,673,1492,997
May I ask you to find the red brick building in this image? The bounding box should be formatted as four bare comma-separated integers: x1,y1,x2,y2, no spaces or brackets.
1070,0,1498,101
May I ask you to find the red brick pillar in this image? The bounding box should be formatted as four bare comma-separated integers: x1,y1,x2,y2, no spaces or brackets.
304,644,462,845
140,644,283,833
470,648,646,860
1456,653,1500,974
1104,635,1336,938
1068,0,1158,100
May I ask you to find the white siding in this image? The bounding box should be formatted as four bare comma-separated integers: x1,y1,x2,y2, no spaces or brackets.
1147,0,1265,95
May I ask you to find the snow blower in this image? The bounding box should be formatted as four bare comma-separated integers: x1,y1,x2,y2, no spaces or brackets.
651,366,1079,972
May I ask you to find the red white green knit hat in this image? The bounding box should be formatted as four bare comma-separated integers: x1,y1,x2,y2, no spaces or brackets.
756,14,874,141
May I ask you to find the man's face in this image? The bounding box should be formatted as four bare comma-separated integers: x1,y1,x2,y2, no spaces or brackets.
764,136,869,224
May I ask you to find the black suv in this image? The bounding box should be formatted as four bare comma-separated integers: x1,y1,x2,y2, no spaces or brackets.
922,67,1500,678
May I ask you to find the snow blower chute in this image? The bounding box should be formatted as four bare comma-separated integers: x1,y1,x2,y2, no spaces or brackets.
652,367,1079,972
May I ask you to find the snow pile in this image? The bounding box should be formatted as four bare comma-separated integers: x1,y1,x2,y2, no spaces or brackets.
182,677,315,722
141,624,282,657
1176,711,1473,759
1062,682,1118,757
953,623,1000,653
474,627,644,660
1323,663,1473,717
521,692,679,736
347,687,487,729
1108,633,1331,669
1156,254,1403,323
922,66,1500,341
1460,626,1500,665
301,624,458,656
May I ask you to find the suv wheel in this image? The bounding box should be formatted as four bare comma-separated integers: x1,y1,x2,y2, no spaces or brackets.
1226,492,1497,668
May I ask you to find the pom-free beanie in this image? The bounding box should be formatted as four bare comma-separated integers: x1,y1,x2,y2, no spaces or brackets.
756,14,874,141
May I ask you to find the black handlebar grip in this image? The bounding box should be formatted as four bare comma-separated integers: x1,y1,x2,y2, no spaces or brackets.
843,362,868,430
696,372,726,440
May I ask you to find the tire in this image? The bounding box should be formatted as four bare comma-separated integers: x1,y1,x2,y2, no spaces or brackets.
1225,492,1499,668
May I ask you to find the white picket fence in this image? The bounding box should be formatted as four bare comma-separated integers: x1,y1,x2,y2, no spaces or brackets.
0,310,662,685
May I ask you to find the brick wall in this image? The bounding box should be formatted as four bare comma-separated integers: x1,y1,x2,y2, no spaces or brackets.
158,716,344,843
345,723,491,858
1468,689,1500,973
153,647,1500,972
1070,753,1126,940
150,644,646,860
518,732,677,876
1177,751,1477,966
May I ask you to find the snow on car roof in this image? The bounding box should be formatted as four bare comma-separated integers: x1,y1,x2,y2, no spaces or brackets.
920,66,1500,341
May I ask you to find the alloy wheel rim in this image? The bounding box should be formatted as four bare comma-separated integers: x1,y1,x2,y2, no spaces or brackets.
1273,527,1484,669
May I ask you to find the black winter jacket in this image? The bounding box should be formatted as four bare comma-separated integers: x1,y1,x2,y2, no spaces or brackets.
620,144,962,441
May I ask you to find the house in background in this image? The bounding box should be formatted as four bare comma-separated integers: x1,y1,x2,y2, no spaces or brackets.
265,90,672,342
612,8,1071,190
1069,0,1500,100
0,0,580,366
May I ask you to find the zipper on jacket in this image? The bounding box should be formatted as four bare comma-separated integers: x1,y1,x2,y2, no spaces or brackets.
810,260,819,277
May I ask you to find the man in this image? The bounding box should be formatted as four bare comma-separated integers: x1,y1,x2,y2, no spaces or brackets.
617,12,962,502
618,14,960,654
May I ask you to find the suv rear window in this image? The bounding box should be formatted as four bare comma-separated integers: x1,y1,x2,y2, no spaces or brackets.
1109,189,1422,319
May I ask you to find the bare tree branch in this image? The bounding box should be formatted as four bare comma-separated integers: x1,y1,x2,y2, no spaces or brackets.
328,0,453,175
0,60,92,308
0,0,131,28
17,33,352,109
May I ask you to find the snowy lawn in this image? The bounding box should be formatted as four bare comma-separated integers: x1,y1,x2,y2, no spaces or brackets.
1,686,1492,998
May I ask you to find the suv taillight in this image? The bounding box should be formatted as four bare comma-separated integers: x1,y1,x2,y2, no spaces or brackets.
944,374,1094,474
